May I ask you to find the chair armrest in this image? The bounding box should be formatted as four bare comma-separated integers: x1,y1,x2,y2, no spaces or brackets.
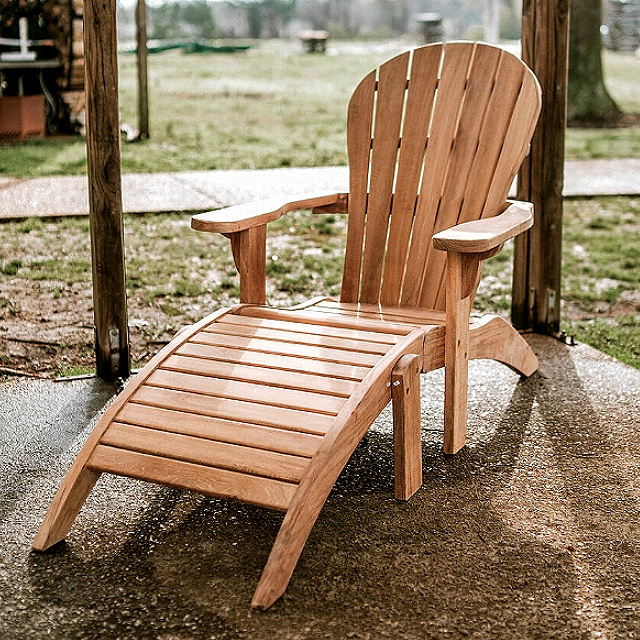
191,192,349,234
432,200,533,254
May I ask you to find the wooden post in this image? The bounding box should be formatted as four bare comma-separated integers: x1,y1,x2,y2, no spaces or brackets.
512,0,570,334
136,0,150,139
84,0,130,381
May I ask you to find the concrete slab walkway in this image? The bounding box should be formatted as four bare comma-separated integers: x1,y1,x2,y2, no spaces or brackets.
1,334,639,638
0,166,350,220
1,158,639,221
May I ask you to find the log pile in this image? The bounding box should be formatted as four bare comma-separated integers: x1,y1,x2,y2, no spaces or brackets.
0,0,85,132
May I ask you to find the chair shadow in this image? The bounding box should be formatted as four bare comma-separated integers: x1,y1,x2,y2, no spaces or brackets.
525,339,640,637
26,484,260,639
23,345,635,636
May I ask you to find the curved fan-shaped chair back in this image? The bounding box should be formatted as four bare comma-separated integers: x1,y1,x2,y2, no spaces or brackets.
341,42,542,310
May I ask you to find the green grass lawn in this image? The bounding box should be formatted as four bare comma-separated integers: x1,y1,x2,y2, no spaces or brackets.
0,41,394,177
477,197,640,369
0,43,638,177
0,41,638,371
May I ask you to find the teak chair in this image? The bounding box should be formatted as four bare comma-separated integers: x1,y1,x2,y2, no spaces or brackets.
33,42,542,609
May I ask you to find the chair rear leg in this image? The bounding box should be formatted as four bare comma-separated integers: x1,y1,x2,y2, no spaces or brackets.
469,315,538,377
392,354,423,500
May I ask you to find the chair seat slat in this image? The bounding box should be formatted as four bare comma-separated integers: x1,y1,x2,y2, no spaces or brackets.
312,300,446,326
203,321,392,355
116,403,323,457
101,423,310,483
147,369,345,416
240,306,414,336
88,445,296,511
222,311,402,345
189,332,382,367
162,354,357,397
176,341,371,381
131,386,336,436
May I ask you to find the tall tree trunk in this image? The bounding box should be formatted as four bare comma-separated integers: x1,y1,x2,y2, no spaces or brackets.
567,0,622,125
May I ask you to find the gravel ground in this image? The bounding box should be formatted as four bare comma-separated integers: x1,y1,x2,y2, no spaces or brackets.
1,334,639,639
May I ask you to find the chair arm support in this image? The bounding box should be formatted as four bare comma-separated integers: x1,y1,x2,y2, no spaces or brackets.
432,200,533,254
439,200,534,453
191,192,348,304
312,193,349,215
191,192,349,234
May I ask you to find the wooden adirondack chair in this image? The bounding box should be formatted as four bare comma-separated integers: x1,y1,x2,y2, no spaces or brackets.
33,42,541,609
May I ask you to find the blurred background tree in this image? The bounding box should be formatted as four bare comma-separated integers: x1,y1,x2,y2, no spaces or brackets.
147,0,216,39
567,0,623,125
237,0,297,38
181,0,217,39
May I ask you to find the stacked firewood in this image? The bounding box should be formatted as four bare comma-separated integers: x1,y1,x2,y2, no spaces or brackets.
0,0,83,91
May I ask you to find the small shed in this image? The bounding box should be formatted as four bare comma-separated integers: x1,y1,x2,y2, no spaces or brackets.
0,0,85,140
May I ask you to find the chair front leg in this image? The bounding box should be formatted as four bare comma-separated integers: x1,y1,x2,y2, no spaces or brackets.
443,252,479,454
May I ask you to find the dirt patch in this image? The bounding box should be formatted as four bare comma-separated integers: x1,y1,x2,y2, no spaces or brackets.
2,199,639,378
0,277,187,378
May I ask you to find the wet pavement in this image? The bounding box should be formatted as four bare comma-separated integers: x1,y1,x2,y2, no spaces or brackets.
0,167,350,220
1,334,639,639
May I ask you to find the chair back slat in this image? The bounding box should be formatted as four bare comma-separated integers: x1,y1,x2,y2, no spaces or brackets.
358,53,410,302
341,42,541,312
341,71,376,302
380,46,441,305
417,44,505,308
420,45,529,308
400,44,476,307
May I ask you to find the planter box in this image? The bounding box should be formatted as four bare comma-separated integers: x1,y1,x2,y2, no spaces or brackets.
0,95,46,141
